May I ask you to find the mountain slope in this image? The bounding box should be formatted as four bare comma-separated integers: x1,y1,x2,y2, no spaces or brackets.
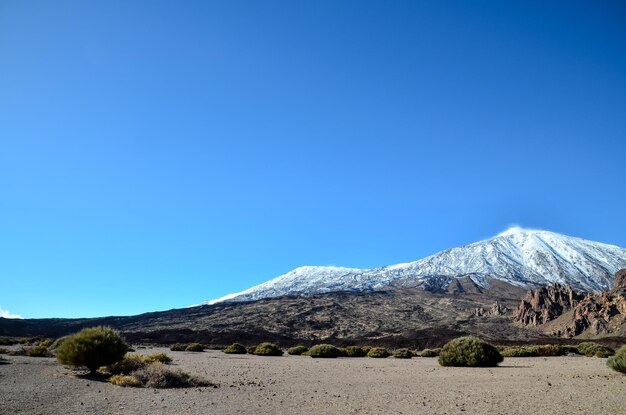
207,227,626,303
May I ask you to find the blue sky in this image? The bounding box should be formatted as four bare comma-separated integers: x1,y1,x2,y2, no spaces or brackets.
1,1,625,318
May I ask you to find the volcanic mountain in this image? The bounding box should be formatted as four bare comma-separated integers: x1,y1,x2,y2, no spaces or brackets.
206,227,626,304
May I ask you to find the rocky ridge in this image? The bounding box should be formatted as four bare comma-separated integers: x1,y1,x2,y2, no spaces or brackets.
513,269,626,338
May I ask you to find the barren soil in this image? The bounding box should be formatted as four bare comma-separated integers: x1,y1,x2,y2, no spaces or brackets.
1,348,624,415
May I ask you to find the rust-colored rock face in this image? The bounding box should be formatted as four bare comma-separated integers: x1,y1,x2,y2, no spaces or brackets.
512,284,586,326
513,270,626,337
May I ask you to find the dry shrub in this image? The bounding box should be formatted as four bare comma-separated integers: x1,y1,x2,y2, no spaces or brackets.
607,345,626,374
107,354,148,375
144,353,173,364
109,374,142,387
27,344,51,357
132,363,214,388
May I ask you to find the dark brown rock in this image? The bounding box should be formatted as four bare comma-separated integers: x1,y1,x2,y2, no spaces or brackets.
512,284,586,326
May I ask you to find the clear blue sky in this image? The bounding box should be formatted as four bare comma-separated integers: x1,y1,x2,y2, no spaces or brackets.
1,1,625,318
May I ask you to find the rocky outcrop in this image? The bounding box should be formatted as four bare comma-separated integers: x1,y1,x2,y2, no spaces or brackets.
513,270,626,338
560,290,626,337
512,284,586,326
613,269,626,291
473,301,508,317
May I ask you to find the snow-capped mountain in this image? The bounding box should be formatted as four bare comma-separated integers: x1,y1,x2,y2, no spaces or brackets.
205,227,626,304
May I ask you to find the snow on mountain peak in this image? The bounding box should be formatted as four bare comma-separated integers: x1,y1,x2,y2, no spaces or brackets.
203,229,626,304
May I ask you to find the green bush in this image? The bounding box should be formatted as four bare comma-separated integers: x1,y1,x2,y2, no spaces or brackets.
499,346,537,357
287,346,309,355
394,348,413,359
361,346,372,354
577,342,614,357
247,345,257,354
596,350,613,358
607,345,626,374
367,347,390,358
253,342,283,356
185,343,205,352
56,326,128,373
224,343,247,354
343,346,367,357
499,344,565,358
308,344,342,358
420,348,441,357
169,343,187,351
438,336,503,367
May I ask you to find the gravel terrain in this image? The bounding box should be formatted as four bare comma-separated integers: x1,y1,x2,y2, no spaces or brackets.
1,347,625,415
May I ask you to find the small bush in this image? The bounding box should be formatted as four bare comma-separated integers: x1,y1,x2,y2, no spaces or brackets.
224,343,247,354
577,342,614,357
596,350,613,358
27,344,51,357
343,346,367,357
247,345,257,354
394,348,413,359
169,343,187,351
107,354,148,375
0,338,18,346
532,344,566,357
438,336,503,367
133,363,214,388
499,346,537,358
287,346,309,355
607,345,626,374
185,343,205,352
144,353,173,364
368,347,390,358
308,344,342,358
56,326,128,373
253,342,283,356
420,348,441,357
337,347,349,357
361,346,372,354
109,374,142,387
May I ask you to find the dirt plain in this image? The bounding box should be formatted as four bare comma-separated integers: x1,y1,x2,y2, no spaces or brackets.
1,347,625,415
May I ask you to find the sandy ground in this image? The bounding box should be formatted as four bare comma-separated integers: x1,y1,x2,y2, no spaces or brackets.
1,347,625,415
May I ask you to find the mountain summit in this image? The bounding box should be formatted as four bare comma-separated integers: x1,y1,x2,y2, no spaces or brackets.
205,228,626,304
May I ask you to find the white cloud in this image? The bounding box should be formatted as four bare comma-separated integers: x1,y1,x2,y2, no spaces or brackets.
0,307,23,319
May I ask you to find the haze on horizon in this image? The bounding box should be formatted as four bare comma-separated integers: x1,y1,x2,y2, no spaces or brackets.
1,1,625,319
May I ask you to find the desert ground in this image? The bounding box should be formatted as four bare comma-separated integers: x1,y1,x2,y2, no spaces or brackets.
1,347,624,415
